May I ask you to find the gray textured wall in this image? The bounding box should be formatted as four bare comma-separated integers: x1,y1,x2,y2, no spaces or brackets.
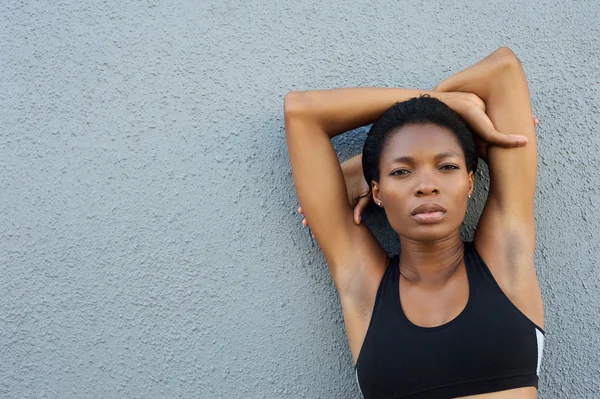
1,1,599,398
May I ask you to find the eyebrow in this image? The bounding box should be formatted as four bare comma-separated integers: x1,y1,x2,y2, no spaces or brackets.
390,151,461,164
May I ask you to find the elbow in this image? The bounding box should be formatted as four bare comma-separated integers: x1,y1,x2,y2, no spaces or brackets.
493,46,523,71
284,91,307,117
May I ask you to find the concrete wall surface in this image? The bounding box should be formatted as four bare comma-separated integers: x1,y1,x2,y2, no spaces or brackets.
2,0,599,398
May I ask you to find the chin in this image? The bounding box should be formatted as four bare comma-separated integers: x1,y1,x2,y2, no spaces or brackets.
407,229,451,243
396,221,462,243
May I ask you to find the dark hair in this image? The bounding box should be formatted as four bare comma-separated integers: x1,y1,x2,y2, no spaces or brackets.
362,94,478,187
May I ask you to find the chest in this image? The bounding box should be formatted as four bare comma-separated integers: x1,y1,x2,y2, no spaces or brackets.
356,311,540,399
356,278,541,399
399,265,469,329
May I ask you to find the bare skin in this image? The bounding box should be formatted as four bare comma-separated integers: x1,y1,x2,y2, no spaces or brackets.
284,47,543,398
298,116,538,231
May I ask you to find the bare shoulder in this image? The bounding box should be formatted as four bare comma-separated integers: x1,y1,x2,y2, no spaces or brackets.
471,46,543,329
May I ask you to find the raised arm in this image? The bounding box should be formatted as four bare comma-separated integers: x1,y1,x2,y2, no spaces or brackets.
434,47,543,328
285,88,446,361
434,47,537,252
286,88,441,138
284,87,441,285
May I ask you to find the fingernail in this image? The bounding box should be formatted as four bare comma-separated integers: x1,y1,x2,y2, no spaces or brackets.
519,137,528,146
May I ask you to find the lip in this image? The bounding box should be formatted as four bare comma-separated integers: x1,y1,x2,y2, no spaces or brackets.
410,202,447,224
411,211,446,224
411,202,447,216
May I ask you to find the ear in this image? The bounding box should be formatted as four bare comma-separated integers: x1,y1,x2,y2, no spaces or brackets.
468,171,474,197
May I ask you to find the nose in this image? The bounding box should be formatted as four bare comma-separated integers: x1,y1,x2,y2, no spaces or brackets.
414,169,439,197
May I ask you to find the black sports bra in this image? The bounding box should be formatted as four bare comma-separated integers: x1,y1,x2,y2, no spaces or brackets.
355,241,545,399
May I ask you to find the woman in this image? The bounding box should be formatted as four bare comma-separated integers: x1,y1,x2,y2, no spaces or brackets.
283,47,545,399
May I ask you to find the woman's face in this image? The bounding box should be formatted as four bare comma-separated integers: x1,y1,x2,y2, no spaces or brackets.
373,123,474,242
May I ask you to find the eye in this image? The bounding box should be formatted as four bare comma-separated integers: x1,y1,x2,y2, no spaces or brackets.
440,164,459,170
391,169,410,176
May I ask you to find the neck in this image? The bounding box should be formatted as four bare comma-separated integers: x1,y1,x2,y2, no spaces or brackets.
398,232,465,285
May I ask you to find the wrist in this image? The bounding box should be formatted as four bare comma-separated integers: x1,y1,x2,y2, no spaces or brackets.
342,153,363,176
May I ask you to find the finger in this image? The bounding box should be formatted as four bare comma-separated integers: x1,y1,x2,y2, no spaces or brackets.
484,127,527,148
506,134,528,147
354,206,360,225
298,206,303,214
302,218,308,227
486,127,527,148
357,196,371,224
466,107,527,148
352,198,362,224
354,196,371,225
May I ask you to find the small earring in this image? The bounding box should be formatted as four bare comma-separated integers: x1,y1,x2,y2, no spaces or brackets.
378,202,383,207
468,194,472,199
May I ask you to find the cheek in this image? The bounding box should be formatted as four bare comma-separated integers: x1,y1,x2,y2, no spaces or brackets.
380,188,411,219
445,178,471,207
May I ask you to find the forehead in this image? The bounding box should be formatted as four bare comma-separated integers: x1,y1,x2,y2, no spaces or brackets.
380,124,464,164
